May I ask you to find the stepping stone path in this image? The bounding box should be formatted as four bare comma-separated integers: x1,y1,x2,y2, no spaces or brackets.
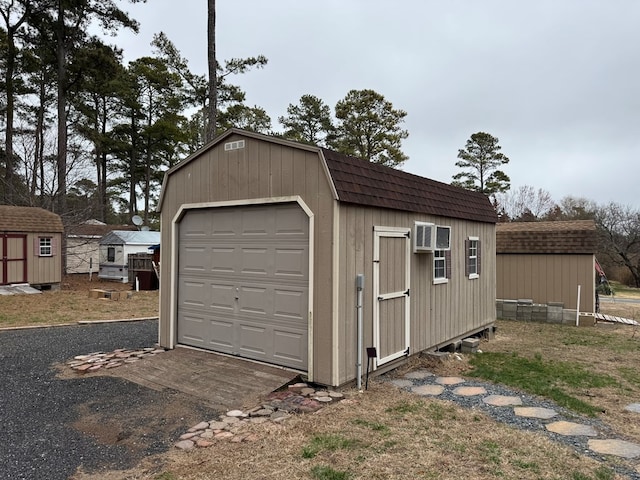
174,382,345,450
384,369,640,464
67,347,165,373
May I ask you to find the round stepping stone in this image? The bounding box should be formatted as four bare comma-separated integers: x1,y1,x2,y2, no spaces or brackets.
329,392,344,399
546,421,598,437
300,387,316,396
200,430,215,439
411,384,445,396
514,407,558,419
588,439,640,459
390,379,414,388
404,370,434,380
453,386,487,396
483,395,522,407
214,431,234,439
315,396,333,403
226,410,244,417
624,403,640,413
435,376,465,385
196,439,213,448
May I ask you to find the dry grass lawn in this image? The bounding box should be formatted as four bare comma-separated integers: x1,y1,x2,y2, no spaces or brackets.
0,274,158,327
4,276,640,479
73,294,640,480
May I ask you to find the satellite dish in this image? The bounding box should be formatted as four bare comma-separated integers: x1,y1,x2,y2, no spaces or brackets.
131,215,143,226
140,226,151,231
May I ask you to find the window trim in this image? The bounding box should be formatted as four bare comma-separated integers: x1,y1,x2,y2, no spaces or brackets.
38,237,53,257
433,249,448,285
467,236,479,280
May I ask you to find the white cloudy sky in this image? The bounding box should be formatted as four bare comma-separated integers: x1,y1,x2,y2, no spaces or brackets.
109,0,640,208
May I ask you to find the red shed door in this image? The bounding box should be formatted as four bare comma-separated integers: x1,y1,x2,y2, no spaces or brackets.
1,234,27,285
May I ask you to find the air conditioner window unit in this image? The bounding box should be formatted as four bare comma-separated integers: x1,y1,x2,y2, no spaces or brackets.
435,226,451,250
414,222,435,252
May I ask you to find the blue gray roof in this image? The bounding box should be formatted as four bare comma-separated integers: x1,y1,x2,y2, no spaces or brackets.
99,230,161,246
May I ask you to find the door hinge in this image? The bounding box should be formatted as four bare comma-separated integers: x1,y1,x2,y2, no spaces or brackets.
404,346,410,356
405,288,410,296
373,259,380,263
405,231,411,238
377,296,383,301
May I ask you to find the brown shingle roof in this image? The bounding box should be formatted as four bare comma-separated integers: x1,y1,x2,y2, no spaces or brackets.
496,220,597,254
66,222,137,237
0,205,64,233
321,148,498,223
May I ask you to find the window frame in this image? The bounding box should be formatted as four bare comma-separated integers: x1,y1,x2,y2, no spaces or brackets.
433,250,448,284
38,237,53,257
107,247,116,263
467,236,479,279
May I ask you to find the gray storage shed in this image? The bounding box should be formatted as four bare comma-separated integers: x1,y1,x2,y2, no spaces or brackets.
157,129,497,387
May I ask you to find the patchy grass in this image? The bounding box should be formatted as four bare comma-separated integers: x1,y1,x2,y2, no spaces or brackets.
468,351,617,416
605,282,640,299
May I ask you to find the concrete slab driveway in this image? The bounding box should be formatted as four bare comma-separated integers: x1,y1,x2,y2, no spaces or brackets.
0,320,218,480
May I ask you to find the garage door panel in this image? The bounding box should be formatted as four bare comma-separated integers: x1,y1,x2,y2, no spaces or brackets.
178,203,309,370
275,248,307,277
274,288,307,320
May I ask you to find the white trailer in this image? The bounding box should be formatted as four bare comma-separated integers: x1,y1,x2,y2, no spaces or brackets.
98,230,161,283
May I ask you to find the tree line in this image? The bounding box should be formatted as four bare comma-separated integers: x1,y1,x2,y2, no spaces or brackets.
2,1,638,288
0,0,409,226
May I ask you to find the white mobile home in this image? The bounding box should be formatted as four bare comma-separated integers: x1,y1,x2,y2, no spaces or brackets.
98,230,161,282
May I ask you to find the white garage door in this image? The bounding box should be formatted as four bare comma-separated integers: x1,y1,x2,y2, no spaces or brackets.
177,203,309,370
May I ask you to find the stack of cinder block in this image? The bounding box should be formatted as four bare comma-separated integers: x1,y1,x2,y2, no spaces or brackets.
461,337,480,354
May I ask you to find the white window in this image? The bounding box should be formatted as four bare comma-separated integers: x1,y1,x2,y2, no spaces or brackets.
466,237,479,279
433,250,448,284
39,237,52,257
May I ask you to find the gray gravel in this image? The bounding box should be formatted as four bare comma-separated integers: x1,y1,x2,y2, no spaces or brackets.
384,372,640,479
0,321,217,480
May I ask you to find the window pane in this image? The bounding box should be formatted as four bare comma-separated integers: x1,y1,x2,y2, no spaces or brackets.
434,250,446,279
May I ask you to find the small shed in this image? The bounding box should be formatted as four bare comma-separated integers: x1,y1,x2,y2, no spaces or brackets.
98,230,161,283
66,220,137,274
496,220,598,322
0,205,64,288
157,129,498,387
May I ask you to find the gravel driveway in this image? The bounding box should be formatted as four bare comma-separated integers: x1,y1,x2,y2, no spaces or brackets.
0,320,217,480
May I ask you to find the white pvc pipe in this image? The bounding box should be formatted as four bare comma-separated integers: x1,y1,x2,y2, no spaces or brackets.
576,284,581,326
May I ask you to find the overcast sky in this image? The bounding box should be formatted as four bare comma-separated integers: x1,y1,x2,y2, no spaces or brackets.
109,0,640,209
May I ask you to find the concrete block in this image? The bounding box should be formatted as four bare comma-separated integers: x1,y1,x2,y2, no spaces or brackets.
462,337,480,348
517,299,533,305
548,302,565,308
461,345,478,354
502,300,518,320
517,304,533,321
562,309,578,325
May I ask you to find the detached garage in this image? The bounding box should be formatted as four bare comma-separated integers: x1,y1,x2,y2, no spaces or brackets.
157,129,497,386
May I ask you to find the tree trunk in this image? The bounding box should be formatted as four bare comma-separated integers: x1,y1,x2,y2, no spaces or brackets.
206,0,217,142
55,1,67,215
4,32,16,204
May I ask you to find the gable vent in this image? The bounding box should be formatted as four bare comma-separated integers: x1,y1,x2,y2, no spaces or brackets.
224,140,245,151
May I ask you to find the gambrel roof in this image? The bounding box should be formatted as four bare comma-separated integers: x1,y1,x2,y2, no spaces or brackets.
159,129,497,224
0,205,64,233
496,220,597,254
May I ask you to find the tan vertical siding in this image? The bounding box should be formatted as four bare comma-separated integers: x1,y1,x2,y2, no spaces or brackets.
159,135,335,385
334,205,495,385
26,232,62,285
496,254,595,312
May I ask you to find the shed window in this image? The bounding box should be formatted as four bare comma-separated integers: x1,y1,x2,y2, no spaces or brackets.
107,247,116,262
465,237,481,279
39,237,53,257
433,250,451,284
